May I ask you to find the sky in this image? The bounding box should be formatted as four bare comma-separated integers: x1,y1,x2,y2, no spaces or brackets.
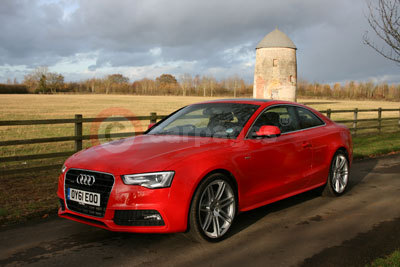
0,0,398,84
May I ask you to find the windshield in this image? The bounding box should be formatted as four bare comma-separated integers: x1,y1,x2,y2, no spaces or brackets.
147,103,259,138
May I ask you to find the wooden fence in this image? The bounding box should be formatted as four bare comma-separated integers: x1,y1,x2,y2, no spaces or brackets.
0,108,399,175
0,113,164,175
320,108,400,135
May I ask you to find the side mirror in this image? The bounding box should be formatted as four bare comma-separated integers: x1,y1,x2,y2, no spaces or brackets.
255,125,281,138
148,123,156,130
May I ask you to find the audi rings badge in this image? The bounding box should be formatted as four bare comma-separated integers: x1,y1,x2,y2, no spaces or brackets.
76,174,96,186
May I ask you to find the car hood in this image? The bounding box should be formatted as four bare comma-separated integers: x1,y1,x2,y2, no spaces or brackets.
65,134,234,175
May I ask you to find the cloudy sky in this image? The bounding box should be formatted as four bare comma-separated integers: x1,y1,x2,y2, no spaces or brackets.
0,0,398,84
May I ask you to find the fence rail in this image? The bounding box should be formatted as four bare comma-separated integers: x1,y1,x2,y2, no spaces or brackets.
1,108,399,175
319,107,400,135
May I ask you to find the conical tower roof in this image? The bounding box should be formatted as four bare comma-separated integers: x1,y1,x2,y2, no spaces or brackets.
256,28,296,49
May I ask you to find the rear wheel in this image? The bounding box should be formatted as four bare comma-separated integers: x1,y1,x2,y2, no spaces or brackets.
188,173,236,242
323,150,349,196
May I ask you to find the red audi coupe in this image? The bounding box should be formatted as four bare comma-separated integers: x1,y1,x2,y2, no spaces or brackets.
58,99,352,241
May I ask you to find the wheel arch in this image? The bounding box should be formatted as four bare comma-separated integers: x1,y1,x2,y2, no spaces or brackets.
204,169,239,195
335,146,351,165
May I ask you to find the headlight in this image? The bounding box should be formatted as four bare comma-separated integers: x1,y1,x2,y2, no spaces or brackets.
61,164,67,173
121,171,175,189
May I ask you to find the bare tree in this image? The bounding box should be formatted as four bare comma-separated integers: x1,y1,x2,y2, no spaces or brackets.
364,0,400,63
47,73,64,93
179,73,193,96
23,66,51,93
193,75,201,95
208,76,217,97
107,74,129,84
224,75,242,98
200,76,209,97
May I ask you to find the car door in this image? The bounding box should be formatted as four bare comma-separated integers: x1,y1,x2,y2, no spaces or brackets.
295,106,329,187
237,105,313,209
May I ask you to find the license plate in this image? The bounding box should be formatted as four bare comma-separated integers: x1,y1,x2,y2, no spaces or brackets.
68,188,100,207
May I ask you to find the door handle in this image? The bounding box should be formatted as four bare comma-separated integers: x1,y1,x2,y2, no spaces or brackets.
302,142,312,148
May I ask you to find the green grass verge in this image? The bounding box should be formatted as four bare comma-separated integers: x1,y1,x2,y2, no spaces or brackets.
353,132,400,159
368,250,400,267
0,208,8,217
0,169,59,227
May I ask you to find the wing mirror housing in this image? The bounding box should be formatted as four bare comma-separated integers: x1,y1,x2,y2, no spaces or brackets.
148,123,156,130
255,125,281,138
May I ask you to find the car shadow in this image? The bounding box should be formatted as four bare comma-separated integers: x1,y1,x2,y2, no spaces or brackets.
228,189,322,237
347,156,379,192
227,157,379,238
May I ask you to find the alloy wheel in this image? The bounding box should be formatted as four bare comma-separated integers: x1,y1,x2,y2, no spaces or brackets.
198,179,235,239
331,154,349,194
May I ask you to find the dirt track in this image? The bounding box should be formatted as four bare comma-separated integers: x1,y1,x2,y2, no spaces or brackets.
1,154,399,267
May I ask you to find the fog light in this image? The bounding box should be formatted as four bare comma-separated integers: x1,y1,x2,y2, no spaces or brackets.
113,210,165,226
143,214,162,221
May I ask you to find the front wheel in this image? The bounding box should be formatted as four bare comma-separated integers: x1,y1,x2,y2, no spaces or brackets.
188,173,236,242
323,150,349,196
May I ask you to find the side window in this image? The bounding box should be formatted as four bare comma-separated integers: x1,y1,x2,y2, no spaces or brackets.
249,106,300,137
297,107,325,129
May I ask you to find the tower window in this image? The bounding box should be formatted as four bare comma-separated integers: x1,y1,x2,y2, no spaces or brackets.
273,59,278,67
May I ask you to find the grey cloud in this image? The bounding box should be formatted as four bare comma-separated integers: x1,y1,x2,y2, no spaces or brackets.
0,0,398,83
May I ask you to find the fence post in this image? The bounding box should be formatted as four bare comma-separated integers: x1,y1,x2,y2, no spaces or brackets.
327,109,331,119
398,108,400,132
378,107,382,134
150,112,157,124
353,108,358,136
74,114,83,152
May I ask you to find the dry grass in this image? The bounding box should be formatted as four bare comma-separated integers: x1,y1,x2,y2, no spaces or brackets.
0,94,219,120
0,94,398,120
0,95,399,160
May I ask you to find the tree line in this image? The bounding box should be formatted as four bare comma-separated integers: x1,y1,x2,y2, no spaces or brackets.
298,79,400,101
1,67,400,101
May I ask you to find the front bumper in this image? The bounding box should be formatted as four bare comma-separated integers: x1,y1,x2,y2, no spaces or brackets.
57,170,190,233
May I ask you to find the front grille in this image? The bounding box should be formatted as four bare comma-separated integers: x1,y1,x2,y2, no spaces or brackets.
65,169,114,217
114,210,165,226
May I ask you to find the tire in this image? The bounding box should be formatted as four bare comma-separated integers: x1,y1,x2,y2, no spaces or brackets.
187,173,237,242
322,150,350,197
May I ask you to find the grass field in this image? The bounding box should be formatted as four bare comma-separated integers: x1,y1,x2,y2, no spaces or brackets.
0,94,399,226
0,95,399,169
1,94,399,120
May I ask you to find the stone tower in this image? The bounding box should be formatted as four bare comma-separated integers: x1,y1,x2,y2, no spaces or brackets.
253,28,297,101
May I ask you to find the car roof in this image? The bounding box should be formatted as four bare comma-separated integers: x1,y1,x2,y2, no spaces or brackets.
197,98,296,105
193,98,327,118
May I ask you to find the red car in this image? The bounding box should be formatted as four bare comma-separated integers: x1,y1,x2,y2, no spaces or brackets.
58,99,352,241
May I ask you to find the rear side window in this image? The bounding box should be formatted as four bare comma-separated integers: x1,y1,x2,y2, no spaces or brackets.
297,107,325,129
